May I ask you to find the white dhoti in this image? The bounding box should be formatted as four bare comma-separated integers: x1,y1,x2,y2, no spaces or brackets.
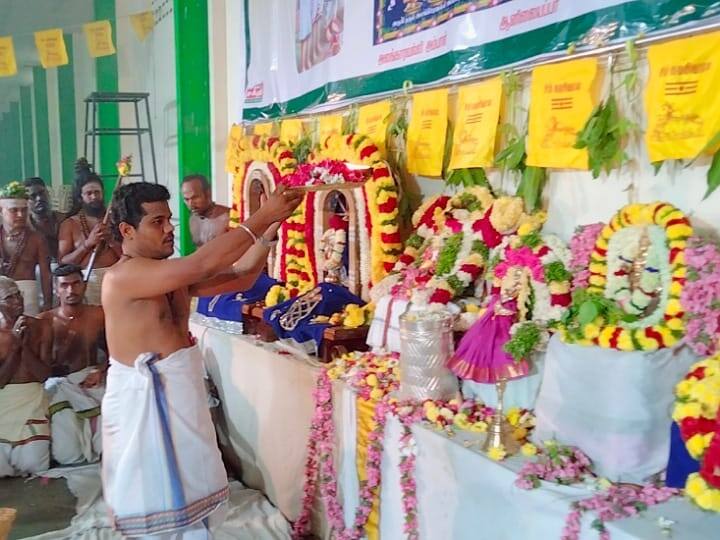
102,345,228,538
84,266,109,305
16,279,39,315
0,382,50,477
367,295,409,353
46,367,104,465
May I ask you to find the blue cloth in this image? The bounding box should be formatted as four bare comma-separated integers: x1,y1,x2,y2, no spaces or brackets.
197,273,278,322
263,283,363,349
666,422,699,488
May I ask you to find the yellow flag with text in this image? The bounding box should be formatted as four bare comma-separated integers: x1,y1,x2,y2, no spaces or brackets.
225,124,244,173
34,29,69,68
449,78,503,169
280,119,304,143
0,37,17,77
645,31,720,162
527,58,598,169
357,101,391,150
253,123,273,136
319,114,343,142
130,11,155,42
407,88,448,176
84,20,116,58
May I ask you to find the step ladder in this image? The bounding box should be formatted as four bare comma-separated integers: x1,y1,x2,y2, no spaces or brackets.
83,92,158,183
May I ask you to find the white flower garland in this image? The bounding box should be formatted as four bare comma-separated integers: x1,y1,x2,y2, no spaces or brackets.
354,189,371,300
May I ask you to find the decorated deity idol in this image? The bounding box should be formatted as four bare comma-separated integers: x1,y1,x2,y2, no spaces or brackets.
320,214,348,284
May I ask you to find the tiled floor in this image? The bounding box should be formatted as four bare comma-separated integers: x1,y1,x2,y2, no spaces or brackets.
0,476,76,539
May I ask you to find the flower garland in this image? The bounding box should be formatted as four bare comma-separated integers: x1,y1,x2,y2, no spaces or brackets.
293,370,391,540
281,194,318,295
515,440,594,490
394,402,424,540
672,353,720,512
327,351,399,401
284,159,367,187
681,237,720,357
569,223,605,292
561,202,692,351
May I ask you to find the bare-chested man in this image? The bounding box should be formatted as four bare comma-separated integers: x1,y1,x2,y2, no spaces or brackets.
0,276,53,477
58,170,121,305
40,264,105,465
24,177,66,263
0,182,52,314
182,174,230,247
101,181,301,538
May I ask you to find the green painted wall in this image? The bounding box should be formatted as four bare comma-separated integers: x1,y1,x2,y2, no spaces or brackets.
33,66,52,182
94,0,120,199
20,87,35,178
58,34,78,185
7,102,22,181
0,114,8,185
174,0,211,255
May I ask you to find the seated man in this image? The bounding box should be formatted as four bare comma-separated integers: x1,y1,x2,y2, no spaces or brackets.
0,276,53,477
40,264,105,465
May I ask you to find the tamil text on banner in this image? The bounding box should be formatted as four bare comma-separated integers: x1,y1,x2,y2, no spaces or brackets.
407,88,449,177
0,36,17,77
448,78,503,170
84,20,116,58
225,124,244,173
130,11,155,42
242,1,708,120
319,114,343,143
357,101,391,150
645,31,720,162
280,118,304,143
253,122,273,136
527,57,599,169
34,28,69,68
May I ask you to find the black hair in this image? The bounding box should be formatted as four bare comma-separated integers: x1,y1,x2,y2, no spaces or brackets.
181,174,211,191
111,182,170,241
23,177,47,189
53,264,83,278
71,158,104,214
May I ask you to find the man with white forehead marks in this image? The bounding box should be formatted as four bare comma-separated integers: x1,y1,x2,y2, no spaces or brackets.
0,182,52,314
0,276,53,477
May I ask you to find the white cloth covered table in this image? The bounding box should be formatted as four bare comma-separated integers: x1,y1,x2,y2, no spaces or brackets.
191,322,720,540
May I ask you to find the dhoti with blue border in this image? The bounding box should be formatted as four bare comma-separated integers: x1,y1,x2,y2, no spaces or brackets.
102,345,228,538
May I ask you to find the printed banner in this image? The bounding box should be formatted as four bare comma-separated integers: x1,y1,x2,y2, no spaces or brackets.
0,36,17,77
645,31,720,162
84,20,116,58
319,114,343,142
407,88,449,177
280,118,304,142
357,101,391,150
243,0,718,120
527,57,598,169
448,78,503,169
130,11,155,42
34,28,69,68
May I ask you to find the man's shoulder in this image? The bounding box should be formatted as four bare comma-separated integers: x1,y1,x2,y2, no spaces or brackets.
59,214,80,229
214,204,230,218
36,308,58,320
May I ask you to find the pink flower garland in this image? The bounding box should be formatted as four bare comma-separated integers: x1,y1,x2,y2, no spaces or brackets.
562,485,679,540
284,159,366,187
569,223,604,291
395,402,425,540
681,236,720,356
515,443,593,490
293,370,390,540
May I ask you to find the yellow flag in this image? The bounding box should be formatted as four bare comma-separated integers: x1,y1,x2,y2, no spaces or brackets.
449,78,503,169
407,88,449,176
0,36,17,77
225,123,244,173
319,114,343,142
280,119,304,143
130,11,155,42
34,28,69,68
84,20,116,58
253,123,273,136
526,58,599,169
645,31,720,162
357,101,391,150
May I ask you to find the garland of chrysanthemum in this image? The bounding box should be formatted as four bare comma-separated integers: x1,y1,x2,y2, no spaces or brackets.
681,237,720,357
673,353,720,512
292,369,391,540
281,194,318,295
562,202,692,351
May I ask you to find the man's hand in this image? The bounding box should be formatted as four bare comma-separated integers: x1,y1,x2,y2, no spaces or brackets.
257,185,303,224
80,368,104,388
12,316,28,340
85,222,111,248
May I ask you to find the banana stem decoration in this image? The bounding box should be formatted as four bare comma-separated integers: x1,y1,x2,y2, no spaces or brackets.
83,155,132,283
